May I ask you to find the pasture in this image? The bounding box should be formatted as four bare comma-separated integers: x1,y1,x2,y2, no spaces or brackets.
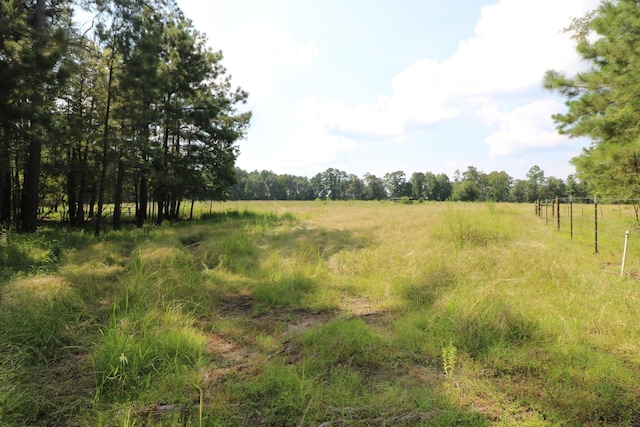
0,201,639,426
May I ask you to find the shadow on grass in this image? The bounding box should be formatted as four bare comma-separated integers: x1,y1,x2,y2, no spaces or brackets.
401,266,459,309
492,342,640,425
0,232,70,282
189,211,374,313
408,292,640,425
0,223,149,284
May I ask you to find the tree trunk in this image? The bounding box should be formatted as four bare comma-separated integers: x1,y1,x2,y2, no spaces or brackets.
170,196,177,220
155,94,173,226
12,152,20,228
19,0,47,233
156,196,164,225
76,142,90,225
67,166,77,225
21,131,42,232
137,173,148,228
88,183,95,220
0,127,11,225
95,62,114,237
112,151,124,230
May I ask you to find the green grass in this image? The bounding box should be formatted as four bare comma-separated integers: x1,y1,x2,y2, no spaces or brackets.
0,202,639,426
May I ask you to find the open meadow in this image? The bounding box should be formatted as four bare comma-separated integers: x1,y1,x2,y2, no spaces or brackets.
1,201,639,426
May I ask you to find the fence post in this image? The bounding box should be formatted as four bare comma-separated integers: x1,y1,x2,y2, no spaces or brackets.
621,231,630,276
545,200,549,225
556,196,560,231
570,196,573,240
538,199,542,218
594,195,599,254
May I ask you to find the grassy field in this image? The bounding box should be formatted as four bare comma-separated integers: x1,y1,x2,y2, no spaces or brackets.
1,201,639,426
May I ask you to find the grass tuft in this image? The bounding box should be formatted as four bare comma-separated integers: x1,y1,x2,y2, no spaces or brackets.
91,304,206,400
300,318,385,370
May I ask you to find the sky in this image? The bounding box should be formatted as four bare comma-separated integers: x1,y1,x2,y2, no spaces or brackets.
177,0,601,181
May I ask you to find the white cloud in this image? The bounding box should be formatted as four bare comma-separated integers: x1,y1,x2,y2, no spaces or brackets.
484,99,566,157
469,97,503,125
270,97,358,174
452,0,594,95
299,0,597,142
215,20,318,101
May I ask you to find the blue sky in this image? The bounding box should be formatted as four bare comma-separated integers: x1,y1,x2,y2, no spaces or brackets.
178,0,600,180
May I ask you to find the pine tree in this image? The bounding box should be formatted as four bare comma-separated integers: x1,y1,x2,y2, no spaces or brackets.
544,0,640,197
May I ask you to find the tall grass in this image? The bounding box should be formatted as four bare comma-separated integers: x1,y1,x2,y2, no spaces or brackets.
91,303,206,400
1,202,639,426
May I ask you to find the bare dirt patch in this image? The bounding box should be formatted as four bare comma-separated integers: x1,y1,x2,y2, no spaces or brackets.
217,293,254,314
281,309,335,336
206,334,236,354
203,309,336,384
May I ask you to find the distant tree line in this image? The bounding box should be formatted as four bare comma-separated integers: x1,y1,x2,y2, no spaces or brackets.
0,0,249,234
228,165,589,202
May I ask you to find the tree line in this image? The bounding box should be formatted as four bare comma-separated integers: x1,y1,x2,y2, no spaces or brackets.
0,0,250,234
229,165,589,202
7,0,637,233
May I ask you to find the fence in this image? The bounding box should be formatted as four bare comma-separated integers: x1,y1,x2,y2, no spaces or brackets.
536,196,640,277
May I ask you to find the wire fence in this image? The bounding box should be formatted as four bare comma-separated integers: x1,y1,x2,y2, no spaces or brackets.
536,197,640,277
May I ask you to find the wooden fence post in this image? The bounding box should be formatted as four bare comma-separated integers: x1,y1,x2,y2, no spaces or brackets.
570,196,573,240
556,196,560,231
545,200,549,225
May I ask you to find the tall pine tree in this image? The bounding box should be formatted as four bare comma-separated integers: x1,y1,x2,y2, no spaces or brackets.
545,0,640,198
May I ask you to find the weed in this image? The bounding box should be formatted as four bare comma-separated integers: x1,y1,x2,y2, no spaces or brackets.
442,342,457,382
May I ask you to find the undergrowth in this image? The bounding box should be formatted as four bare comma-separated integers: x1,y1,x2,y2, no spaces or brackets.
0,202,639,426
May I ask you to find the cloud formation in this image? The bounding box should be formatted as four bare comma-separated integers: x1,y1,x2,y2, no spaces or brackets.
484,99,567,157
299,0,598,158
218,20,319,101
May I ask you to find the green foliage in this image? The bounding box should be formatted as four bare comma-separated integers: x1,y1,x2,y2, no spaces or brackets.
453,180,481,201
442,342,457,382
545,0,640,197
383,170,412,198
1,0,251,231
